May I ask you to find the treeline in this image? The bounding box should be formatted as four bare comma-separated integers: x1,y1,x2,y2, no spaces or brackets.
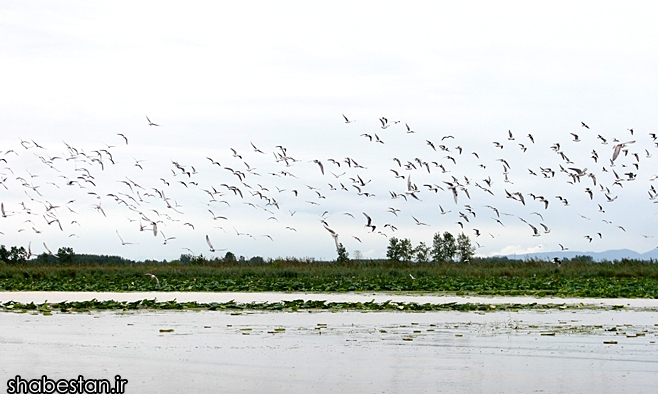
0,245,133,265
386,231,475,263
0,244,276,266
0,243,655,267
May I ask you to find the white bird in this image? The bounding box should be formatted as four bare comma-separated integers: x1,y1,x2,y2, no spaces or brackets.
611,140,635,162
323,225,340,250
412,216,429,226
116,230,136,245
144,273,160,288
205,234,217,252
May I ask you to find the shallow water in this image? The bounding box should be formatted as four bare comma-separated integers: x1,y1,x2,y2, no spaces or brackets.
1,305,657,393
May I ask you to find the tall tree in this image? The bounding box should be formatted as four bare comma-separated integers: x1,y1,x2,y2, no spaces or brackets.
0,245,9,263
431,232,457,262
0,245,28,264
456,232,475,263
336,243,349,263
224,251,237,262
415,241,430,263
386,237,400,261
57,247,75,264
387,237,414,262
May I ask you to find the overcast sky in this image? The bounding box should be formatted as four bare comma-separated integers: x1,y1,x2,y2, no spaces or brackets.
1,2,657,261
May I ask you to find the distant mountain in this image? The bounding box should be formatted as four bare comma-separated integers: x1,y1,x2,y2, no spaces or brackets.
501,248,658,262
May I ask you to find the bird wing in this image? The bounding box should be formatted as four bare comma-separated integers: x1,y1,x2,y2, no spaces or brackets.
363,212,372,226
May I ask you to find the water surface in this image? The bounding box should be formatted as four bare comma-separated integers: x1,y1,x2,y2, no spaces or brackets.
1,303,656,393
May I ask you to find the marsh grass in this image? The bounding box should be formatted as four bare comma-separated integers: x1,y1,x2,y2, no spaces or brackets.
0,257,657,297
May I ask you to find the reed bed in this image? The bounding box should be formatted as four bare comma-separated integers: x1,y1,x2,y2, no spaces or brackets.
0,257,657,297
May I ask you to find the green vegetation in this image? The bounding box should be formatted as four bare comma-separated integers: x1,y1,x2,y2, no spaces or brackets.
1,241,657,298
0,245,29,264
336,243,349,263
432,232,457,262
0,299,629,314
386,238,414,262
0,250,657,297
387,231,475,263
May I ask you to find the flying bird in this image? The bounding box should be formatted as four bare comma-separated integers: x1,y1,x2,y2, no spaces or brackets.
363,212,376,232
611,141,635,162
312,160,324,175
412,216,429,226
116,230,136,246
146,116,159,126
205,234,217,252
144,273,160,288
117,133,129,145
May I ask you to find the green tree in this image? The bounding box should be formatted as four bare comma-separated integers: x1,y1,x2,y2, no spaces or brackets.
336,243,349,263
57,247,75,264
36,252,50,264
415,241,430,263
431,233,440,262
0,245,8,264
179,254,193,264
387,237,414,262
0,245,28,264
456,232,475,263
386,237,400,261
400,238,414,261
431,232,457,262
249,256,265,264
224,251,237,262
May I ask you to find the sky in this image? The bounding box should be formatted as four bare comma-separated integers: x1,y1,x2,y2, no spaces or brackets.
1,2,657,261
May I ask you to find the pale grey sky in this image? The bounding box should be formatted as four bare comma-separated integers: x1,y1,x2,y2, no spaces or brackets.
1,2,657,260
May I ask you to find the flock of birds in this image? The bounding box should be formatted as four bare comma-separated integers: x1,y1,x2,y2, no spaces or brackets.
0,114,657,261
